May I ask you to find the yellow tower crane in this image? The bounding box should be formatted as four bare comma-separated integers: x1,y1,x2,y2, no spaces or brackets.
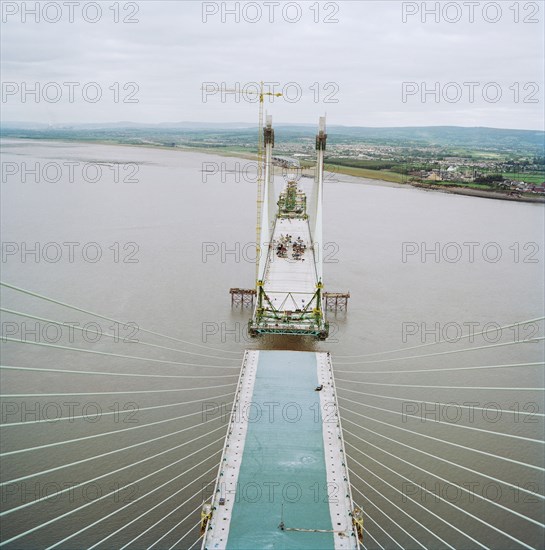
202,82,282,280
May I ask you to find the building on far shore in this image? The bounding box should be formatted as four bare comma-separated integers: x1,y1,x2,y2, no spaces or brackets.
425,172,442,182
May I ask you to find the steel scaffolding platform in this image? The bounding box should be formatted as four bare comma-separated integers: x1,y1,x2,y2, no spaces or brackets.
229,288,256,308
324,292,350,312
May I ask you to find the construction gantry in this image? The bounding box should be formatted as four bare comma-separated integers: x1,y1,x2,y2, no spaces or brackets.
248,117,329,339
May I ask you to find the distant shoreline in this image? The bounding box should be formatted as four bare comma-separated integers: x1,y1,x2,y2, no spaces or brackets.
3,136,544,204
409,182,545,203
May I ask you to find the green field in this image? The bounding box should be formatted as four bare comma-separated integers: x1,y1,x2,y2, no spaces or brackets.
501,173,544,184
323,163,406,184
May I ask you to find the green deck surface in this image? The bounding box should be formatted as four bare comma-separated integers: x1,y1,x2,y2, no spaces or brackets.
226,351,334,549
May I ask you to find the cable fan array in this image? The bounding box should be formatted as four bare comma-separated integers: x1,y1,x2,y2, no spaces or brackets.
335,317,544,550
1,281,243,549
1,281,543,549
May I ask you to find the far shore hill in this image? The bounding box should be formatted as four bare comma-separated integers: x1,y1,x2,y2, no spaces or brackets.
2,122,544,203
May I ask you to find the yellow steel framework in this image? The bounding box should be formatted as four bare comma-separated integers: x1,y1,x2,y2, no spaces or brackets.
205,82,281,279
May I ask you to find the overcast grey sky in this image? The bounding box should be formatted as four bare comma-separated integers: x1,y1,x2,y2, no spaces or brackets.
1,0,543,129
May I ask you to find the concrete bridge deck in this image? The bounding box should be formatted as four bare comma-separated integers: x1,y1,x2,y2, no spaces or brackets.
202,350,358,550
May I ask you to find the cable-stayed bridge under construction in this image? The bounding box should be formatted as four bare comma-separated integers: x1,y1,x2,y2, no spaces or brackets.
0,119,543,549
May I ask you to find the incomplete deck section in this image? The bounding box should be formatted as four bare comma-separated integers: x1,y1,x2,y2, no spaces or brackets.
202,350,359,549
263,218,317,307
254,214,324,337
